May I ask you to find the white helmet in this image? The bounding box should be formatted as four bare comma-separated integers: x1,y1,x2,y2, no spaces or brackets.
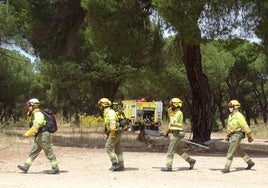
27,98,40,108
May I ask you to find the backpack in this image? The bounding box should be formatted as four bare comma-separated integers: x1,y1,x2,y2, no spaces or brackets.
41,108,58,133
116,109,130,131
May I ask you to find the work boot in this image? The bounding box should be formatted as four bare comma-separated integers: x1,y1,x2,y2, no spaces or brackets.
118,165,125,171
17,165,29,173
47,166,60,174
189,159,196,170
118,161,125,171
109,163,120,172
221,167,230,173
161,167,172,172
245,160,255,170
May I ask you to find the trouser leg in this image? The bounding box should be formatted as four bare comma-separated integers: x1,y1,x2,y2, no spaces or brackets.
105,131,123,171
222,133,242,173
174,136,196,170
235,146,255,169
25,138,42,169
165,134,179,169
40,132,59,172
105,138,117,163
114,131,124,170
18,137,42,173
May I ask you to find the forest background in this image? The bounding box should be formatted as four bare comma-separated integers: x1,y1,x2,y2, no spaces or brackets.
1,0,268,143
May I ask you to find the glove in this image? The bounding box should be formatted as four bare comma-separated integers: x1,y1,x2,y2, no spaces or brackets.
248,137,253,143
246,132,253,143
225,135,230,142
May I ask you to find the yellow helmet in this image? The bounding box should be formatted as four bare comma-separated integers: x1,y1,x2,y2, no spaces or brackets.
170,98,182,108
27,98,40,108
98,98,111,107
112,101,123,110
227,100,240,109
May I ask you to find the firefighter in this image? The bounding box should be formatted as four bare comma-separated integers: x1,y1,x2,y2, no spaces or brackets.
221,100,255,173
98,98,124,171
17,98,59,174
161,98,196,171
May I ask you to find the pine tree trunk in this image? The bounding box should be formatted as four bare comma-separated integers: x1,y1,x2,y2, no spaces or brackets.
182,42,211,143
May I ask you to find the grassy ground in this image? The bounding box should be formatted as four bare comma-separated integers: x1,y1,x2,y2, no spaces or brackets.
250,123,268,139
1,118,267,154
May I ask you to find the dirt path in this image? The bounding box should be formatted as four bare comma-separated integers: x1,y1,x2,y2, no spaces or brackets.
1,137,268,188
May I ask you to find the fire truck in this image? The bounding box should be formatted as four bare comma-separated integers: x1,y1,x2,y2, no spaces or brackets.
121,99,163,131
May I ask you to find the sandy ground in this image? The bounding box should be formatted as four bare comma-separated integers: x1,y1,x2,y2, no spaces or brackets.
0,133,268,188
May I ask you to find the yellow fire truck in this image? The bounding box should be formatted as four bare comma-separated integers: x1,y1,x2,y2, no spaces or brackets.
121,99,163,131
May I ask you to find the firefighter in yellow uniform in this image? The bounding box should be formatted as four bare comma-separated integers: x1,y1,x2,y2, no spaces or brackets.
17,98,59,174
161,98,196,171
98,98,124,171
221,100,255,173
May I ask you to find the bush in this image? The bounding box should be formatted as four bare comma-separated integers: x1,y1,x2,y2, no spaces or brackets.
80,115,104,129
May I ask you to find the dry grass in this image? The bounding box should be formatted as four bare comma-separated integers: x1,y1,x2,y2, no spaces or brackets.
250,123,268,139
51,124,169,152
0,121,169,152
1,118,267,154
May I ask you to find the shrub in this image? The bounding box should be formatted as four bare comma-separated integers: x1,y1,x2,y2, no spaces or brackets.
80,115,104,129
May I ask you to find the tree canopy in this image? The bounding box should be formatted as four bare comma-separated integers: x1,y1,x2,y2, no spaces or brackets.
1,0,268,142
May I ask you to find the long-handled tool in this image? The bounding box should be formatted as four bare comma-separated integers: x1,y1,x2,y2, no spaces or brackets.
144,129,210,149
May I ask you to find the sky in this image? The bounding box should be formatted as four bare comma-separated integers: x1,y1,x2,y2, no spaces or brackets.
2,43,37,62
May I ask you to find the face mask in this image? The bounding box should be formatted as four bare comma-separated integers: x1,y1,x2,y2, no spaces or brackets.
229,107,234,112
